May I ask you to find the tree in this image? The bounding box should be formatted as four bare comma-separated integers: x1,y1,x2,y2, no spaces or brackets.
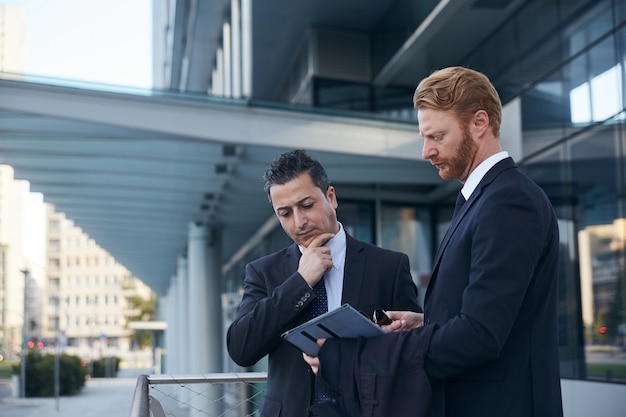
126,294,157,349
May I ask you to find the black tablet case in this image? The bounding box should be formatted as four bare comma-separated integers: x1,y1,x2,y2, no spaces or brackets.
281,303,385,356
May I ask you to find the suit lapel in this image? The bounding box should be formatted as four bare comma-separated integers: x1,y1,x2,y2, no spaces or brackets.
341,235,365,307
427,158,517,300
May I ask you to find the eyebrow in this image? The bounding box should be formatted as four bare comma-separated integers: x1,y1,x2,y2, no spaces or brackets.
422,129,445,139
275,196,313,212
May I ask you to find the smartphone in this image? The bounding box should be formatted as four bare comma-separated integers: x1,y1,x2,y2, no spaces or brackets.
373,309,392,325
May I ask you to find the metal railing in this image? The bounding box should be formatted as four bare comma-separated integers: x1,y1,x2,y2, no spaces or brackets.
129,372,268,417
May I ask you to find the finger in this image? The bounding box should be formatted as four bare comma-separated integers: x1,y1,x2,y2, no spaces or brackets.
308,232,336,248
316,338,327,346
382,319,407,332
385,311,403,320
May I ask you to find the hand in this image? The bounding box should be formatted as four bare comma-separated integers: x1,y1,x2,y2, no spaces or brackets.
380,311,424,332
298,233,335,286
302,338,327,374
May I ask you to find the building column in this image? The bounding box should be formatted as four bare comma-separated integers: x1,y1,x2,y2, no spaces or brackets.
231,0,242,98
187,223,223,372
175,256,189,375
213,48,224,96
222,22,232,97
501,97,522,162
241,0,252,97
187,223,223,415
164,277,177,374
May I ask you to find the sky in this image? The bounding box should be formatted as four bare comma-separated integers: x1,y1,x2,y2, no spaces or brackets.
0,0,152,263
2,0,153,88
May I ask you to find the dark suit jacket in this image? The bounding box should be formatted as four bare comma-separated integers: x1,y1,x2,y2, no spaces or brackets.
226,233,421,417
315,324,436,417
316,158,564,417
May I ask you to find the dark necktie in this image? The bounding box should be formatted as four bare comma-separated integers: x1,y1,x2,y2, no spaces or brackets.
452,191,466,220
310,275,331,410
311,276,328,319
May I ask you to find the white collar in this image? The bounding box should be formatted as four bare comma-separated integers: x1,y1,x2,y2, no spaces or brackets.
461,151,509,200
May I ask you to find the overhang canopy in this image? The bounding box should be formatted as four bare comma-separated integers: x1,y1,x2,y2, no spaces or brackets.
0,78,443,295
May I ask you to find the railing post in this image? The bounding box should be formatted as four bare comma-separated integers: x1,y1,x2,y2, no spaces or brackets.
129,374,151,417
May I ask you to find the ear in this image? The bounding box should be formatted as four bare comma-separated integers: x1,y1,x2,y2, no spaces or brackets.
471,110,489,137
326,186,338,209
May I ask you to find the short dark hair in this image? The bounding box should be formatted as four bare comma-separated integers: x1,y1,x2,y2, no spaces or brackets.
263,149,331,201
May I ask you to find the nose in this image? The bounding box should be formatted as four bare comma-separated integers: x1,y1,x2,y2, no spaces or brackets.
422,138,436,160
293,208,307,229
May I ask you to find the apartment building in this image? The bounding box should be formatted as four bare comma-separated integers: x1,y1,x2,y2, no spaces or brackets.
0,5,25,75
43,206,154,361
0,165,44,360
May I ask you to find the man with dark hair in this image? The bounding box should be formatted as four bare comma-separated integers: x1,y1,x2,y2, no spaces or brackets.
305,67,563,417
227,149,421,417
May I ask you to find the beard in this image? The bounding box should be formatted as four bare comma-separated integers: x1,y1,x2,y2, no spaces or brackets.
438,128,477,181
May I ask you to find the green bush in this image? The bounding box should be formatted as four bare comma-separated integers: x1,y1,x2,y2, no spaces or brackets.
0,361,18,379
586,362,626,381
13,350,87,397
88,357,121,378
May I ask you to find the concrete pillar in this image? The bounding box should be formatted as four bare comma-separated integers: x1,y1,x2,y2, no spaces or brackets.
241,0,252,97
164,278,177,374
187,223,223,414
188,223,223,372
214,49,224,96
176,256,189,374
231,0,242,97
222,22,232,97
501,97,522,161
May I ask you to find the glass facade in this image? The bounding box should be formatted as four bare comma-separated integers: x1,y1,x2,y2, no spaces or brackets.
523,116,626,383
379,204,433,308
228,0,626,384
478,0,626,384
502,0,626,384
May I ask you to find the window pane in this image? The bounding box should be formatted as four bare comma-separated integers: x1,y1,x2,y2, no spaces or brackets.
380,205,432,308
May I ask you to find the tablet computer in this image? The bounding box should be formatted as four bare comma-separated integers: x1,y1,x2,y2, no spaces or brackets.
281,303,385,356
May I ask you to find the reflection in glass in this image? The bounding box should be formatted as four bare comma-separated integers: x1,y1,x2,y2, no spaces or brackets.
380,205,432,309
525,115,626,383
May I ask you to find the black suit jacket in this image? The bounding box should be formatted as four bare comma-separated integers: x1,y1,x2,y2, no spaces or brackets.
226,233,421,417
315,324,436,417
316,158,564,417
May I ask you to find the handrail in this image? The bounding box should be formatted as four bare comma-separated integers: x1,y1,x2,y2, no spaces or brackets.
129,372,268,417
147,372,268,384
129,374,150,417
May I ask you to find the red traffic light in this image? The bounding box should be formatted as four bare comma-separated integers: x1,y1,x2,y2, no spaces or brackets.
599,326,607,334
27,341,35,348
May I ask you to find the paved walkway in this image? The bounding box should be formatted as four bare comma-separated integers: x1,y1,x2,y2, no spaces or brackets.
0,368,150,417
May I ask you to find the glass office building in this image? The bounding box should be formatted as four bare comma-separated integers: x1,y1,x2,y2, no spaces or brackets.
221,0,626,388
